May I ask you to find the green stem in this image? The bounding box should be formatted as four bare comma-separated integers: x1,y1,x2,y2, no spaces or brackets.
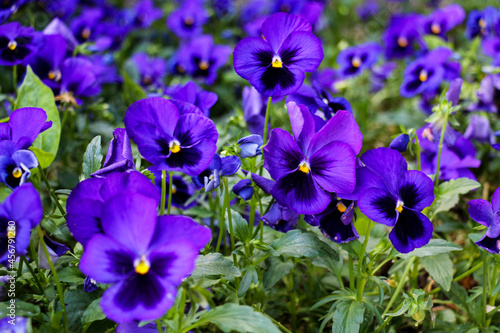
12,65,17,94
434,108,450,187
382,257,416,316
38,165,66,218
414,132,422,171
483,251,489,327
259,96,272,176
249,195,256,240
428,261,484,294
160,170,166,215
178,286,186,329
349,254,355,291
167,171,173,214
17,256,23,278
224,178,236,263
356,220,373,301
487,262,499,326
36,226,69,333
61,107,69,129
374,316,393,333
208,194,215,233
215,189,226,253
155,320,163,333
21,257,43,294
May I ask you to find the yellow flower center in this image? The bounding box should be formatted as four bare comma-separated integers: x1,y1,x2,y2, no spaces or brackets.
48,71,56,80
199,61,209,70
134,256,150,275
397,37,408,48
81,28,91,39
298,161,310,174
8,40,16,51
172,186,177,194
419,70,428,82
431,23,441,34
337,202,347,213
12,167,22,179
396,201,404,213
169,140,181,153
479,18,487,29
184,16,194,26
351,56,362,68
272,55,283,68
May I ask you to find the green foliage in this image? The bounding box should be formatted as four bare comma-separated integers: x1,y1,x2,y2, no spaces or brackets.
331,300,364,333
81,135,103,179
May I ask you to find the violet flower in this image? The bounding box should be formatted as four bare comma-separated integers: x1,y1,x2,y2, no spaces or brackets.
421,4,465,40
464,115,495,144
0,22,44,66
468,187,500,253
238,134,263,158
264,102,362,214
233,12,323,97
389,134,410,152
466,7,499,40
191,154,241,192
66,171,160,247
26,34,67,90
80,193,210,322
468,74,500,113
0,184,43,265
57,57,101,104
233,179,254,201
124,97,218,176
356,148,435,253
167,0,208,39
383,14,423,59
336,42,381,79
164,82,218,117
133,0,163,28
242,86,269,136
38,236,69,269
131,53,166,89
91,128,135,178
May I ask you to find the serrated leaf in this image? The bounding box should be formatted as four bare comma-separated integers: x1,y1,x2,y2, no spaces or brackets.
398,239,462,259
438,178,481,198
82,136,103,179
195,303,281,333
238,265,258,297
263,257,294,289
58,266,85,284
192,253,241,279
331,300,364,333
226,209,250,242
15,66,61,168
82,298,106,325
385,299,411,317
421,253,453,291
271,230,339,260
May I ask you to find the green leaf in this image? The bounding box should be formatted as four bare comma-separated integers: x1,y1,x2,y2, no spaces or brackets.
0,300,40,318
422,35,452,50
438,178,481,198
58,266,85,284
398,239,462,259
271,230,339,260
82,136,103,179
226,209,250,242
15,66,61,168
421,253,453,292
122,70,146,106
385,299,411,317
195,303,281,333
82,298,106,326
331,300,364,333
238,265,258,297
191,253,241,287
263,257,294,289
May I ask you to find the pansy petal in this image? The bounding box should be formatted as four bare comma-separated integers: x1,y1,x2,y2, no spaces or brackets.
150,240,200,284
220,155,241,176
358,187,398,227
287,101,315,153
150,215,211,252
320,216,359,244
100,273,177,323
9,107,50,149
80,234,135,283
251,173,275,194
476,234,500,254
233,37,272,86
261,12,312,52
99,171,160,203
398,170,434,211
279,31,323,73
468,199,494,227
263,128,304,180
389,208,433,254
101,193,158,254
308,111,363,156
272,170,330,215
491,188,500,212
309,141,356,194
167,139,217,176
66,199,104,246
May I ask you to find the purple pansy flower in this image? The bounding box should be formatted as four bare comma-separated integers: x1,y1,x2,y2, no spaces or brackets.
0,317,27,332
311,68,338,93
355,148,435,253
57,57,101,104
0,141,37,189
446,78,462,106
133,0,163,28
370,62,397,92
124,97,218,176
305,195,358,243
43,18,79,52
38,236,69,270
383,14,423,59
242,86,270,136
422,4,465,39
466,7,499,40
469,187,500,253
264,102,362,214
176,35,231,84
468,74,500,113
400,47,460,98
26,34,67,90
66,171,160,247
0,22,44,66
238,134,263,158
482,37,500,66
132,53,167,89
356,0,379,21
191,154,241,192
151,168,197,210
167,0,208,39
70,8,103,44
233,12,323,97
0,184,42,266
80,192,211,322
464,115,495,144
389,134,410,153
233,179,254,201
92,128,135,178
164,82,218,117
336,42,381,79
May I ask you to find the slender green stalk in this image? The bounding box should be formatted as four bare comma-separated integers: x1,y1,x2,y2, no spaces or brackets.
349,254,355,291
483,251,489,327
21,257,43,294
17,257,23,278
356,220,373,301
487,262,499,326
223,178,236,263
167,171,173,214
434,109,450,187
178,286,187,329
428,261,484,294
36,226,69,333
12,65,17,94
208,194,215,232
259,96,273,176
38,165,66,218
160,170,167,215
382,257,416,315
155,320,163,333
374,316,393,333
249,195,256,239
414,132,422,171
215,188,226,253
61,107,69,130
